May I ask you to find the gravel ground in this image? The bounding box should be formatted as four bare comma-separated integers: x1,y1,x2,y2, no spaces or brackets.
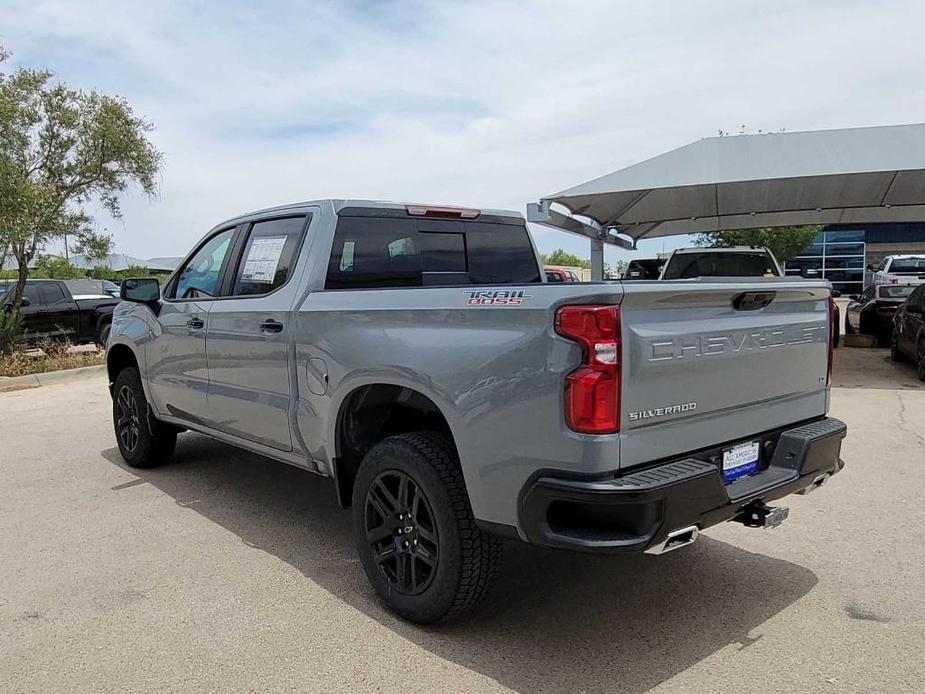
1,347,923,693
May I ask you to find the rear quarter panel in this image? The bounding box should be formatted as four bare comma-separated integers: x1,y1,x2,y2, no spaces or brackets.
293,284,625,526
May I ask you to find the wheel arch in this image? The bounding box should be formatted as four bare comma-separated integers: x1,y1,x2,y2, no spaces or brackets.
331,382,458,508
106,343,139,395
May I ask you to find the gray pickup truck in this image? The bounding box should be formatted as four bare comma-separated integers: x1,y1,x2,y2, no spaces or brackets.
107,199,847,623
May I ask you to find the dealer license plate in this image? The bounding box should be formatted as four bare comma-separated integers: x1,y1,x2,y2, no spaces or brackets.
722,440,760,483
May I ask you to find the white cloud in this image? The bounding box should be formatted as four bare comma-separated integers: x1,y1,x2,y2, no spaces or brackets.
4,0,925,264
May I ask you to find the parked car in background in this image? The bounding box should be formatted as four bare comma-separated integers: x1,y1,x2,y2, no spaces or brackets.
622,258,664,280
869,255,925,287
0,279,118,346
107,199,846,623
544,267,581,283
659,246,782,280
891,284,925,380
846,284,916,346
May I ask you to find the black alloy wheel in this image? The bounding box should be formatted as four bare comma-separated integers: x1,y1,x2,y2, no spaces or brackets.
364,470,439,595
116,384,141,454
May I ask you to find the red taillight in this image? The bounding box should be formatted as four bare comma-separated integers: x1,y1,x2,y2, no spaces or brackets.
555,305,621,434
406,204,480,219
827,296,835,387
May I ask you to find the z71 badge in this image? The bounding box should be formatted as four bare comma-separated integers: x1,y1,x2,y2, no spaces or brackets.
466,289,532,305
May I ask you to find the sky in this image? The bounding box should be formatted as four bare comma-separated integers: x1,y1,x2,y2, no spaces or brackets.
4,0,925,267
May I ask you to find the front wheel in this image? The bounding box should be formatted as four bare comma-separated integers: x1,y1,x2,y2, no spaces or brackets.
112,367,177,468
352,432,501,624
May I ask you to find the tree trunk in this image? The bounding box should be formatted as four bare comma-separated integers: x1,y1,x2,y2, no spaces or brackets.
11,247,31,313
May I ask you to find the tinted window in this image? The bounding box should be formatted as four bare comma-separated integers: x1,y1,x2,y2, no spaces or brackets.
41,283,67,304
22,284,43,305
662,251,778,280
889,257,925,272
326,216,540,289
465,223,540,284
909,286,925,307
231,216,308,296
172,228,235,299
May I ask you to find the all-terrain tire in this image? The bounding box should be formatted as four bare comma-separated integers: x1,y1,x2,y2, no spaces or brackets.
352,431,502,624
112,367,177,468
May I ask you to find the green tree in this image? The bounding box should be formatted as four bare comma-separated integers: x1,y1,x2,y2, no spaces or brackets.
695,226,820,262
0,46,161,312
541,249,591,269
33,255,85,279
73,229,114,265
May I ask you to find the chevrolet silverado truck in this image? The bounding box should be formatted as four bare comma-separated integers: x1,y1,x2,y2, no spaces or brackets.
107,200,847,623
2,278,118,345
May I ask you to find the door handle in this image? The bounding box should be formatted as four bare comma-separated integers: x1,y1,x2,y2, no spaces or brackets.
186,317,205,329
260,319,284,333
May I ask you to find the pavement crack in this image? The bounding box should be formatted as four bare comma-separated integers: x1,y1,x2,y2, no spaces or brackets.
896,392,925,448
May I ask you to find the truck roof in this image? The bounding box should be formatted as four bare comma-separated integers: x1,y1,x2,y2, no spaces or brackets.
669,246,773,255
214,199,524,229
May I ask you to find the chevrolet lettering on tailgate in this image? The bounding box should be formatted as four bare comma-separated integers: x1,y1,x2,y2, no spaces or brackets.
647,324,828,362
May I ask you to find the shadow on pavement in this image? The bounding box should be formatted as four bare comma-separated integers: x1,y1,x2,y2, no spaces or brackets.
102,436,817,693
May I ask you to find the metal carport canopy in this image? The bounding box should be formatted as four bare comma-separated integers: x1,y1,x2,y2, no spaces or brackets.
528,122,925,278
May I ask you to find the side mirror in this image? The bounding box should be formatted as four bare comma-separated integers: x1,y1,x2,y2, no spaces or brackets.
866,264,875,271
20,296,31,307
121,277,160,304
831,289,842,298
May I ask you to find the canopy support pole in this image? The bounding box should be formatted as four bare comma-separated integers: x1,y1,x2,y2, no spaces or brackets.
590,238,604,280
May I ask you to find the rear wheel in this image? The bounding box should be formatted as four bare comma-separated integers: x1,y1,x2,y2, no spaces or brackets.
112,367,177,468
352,432,501,624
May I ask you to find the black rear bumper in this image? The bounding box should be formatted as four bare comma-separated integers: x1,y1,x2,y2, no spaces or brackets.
519,417,847,553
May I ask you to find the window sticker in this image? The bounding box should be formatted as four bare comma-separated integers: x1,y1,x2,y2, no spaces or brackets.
242,236,287,284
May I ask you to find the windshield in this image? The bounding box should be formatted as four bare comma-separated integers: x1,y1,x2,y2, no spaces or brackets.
889,257,925,273
661,251,779,280
879,285,917,299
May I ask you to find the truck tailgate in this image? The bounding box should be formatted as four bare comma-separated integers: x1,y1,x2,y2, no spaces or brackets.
618,279,832,469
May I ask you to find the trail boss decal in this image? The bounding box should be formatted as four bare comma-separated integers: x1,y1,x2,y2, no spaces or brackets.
466,290,533,306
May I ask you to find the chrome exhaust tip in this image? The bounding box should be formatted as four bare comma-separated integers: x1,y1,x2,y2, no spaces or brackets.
797,472,830,495
645,525,699,555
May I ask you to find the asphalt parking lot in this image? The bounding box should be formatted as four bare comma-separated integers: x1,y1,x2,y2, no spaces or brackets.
1,347,924,693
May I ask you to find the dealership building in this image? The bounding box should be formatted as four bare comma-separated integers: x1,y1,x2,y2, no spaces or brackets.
783,223,925,294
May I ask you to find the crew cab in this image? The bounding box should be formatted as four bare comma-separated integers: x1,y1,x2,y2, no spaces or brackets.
1,279,118,345
868,255,925,287
107,200,846,623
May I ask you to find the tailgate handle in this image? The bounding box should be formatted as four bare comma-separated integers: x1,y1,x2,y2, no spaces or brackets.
733,291,776,311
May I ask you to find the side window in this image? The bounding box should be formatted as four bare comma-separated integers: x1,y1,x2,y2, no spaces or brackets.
22,284,43,306
230,216,308,296
326,217,423,289
41,283,68,304
910,286,925,307
171,227,236,299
